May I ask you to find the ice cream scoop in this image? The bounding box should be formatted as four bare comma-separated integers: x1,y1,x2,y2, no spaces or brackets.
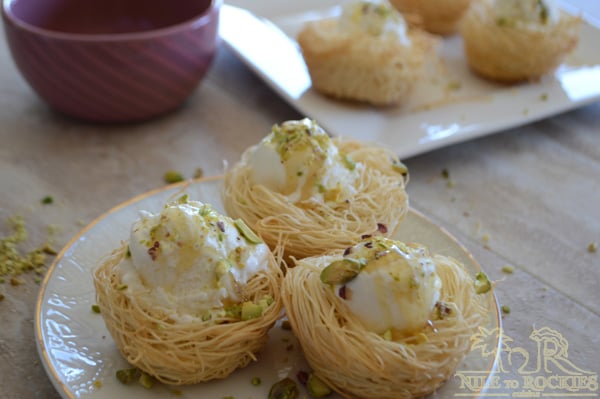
339,0,411,45
322,236,442,335
247,118,361,203
119,195,271,322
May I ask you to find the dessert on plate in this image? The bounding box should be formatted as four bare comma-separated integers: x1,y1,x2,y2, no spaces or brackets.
297,0,438,106
93,195,282,385
223,118,409,260
282,236,491,399
460,0,580,82
389,0,473,35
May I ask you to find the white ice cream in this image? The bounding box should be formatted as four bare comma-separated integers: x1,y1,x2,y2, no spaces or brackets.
247,118,361,203
119,196,271,323
333,237,442,335
339,0,411,46
492,0,560,25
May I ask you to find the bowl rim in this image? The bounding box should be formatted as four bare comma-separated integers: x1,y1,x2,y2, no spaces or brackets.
1,0,222,42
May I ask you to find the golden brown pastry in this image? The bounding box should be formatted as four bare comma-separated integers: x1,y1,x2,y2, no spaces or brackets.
389,0,473,35
282,236,491,399
298,0,437,106
461,0,580,83
223,118,409,260
94,196,282,384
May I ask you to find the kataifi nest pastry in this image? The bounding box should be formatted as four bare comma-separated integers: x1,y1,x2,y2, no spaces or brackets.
298,0,438,106
93,196,283,385
460,0,580,83
389,0,473,35
222,118,409,260
282,236,492,399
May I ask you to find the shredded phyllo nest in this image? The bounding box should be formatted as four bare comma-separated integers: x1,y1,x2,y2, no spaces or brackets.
460,0,580,82
94,243,284,385
282,249,491,399
223,137,410,260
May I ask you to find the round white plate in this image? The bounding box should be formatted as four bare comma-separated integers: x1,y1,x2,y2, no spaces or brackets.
36,176,500,399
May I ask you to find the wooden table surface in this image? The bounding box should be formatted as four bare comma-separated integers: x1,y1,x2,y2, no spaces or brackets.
1,2,599,398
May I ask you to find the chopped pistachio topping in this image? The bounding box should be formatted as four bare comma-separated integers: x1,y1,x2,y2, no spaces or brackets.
138,372,155,389
268,377,299,399
441,168,450,179
215,259,232,278
116,368,138,385
320,259,362,285
540,93,549,101
41,196,54,205
241,301,263,321
164,170,184,184
91,304,101,314
176,194,189,204
381,329,393,341
0,215,58,283
251,377,262,386
270,119,329,162
201,313,212,322
234,219,262,244
116,284,128,291
474,272,492,294
342,153,356,171
307,374,332,398
261,295,274,307
587,242,598,253
392,160,408,175
501,265,515,274
223,296,274,322
345,1,402,37
447,81,462,91
496,16,509,26
501,305,511,314
224,303,242,319
42,243,58,255
199,204,213,217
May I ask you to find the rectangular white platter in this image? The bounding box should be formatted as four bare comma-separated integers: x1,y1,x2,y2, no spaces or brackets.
220,0,600,159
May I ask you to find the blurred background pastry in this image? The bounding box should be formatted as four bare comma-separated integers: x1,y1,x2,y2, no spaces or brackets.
389,0,473,35
460,0,580,83
298,0,437,106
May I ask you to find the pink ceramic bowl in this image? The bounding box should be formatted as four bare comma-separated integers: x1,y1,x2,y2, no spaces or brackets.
2,0,221,122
